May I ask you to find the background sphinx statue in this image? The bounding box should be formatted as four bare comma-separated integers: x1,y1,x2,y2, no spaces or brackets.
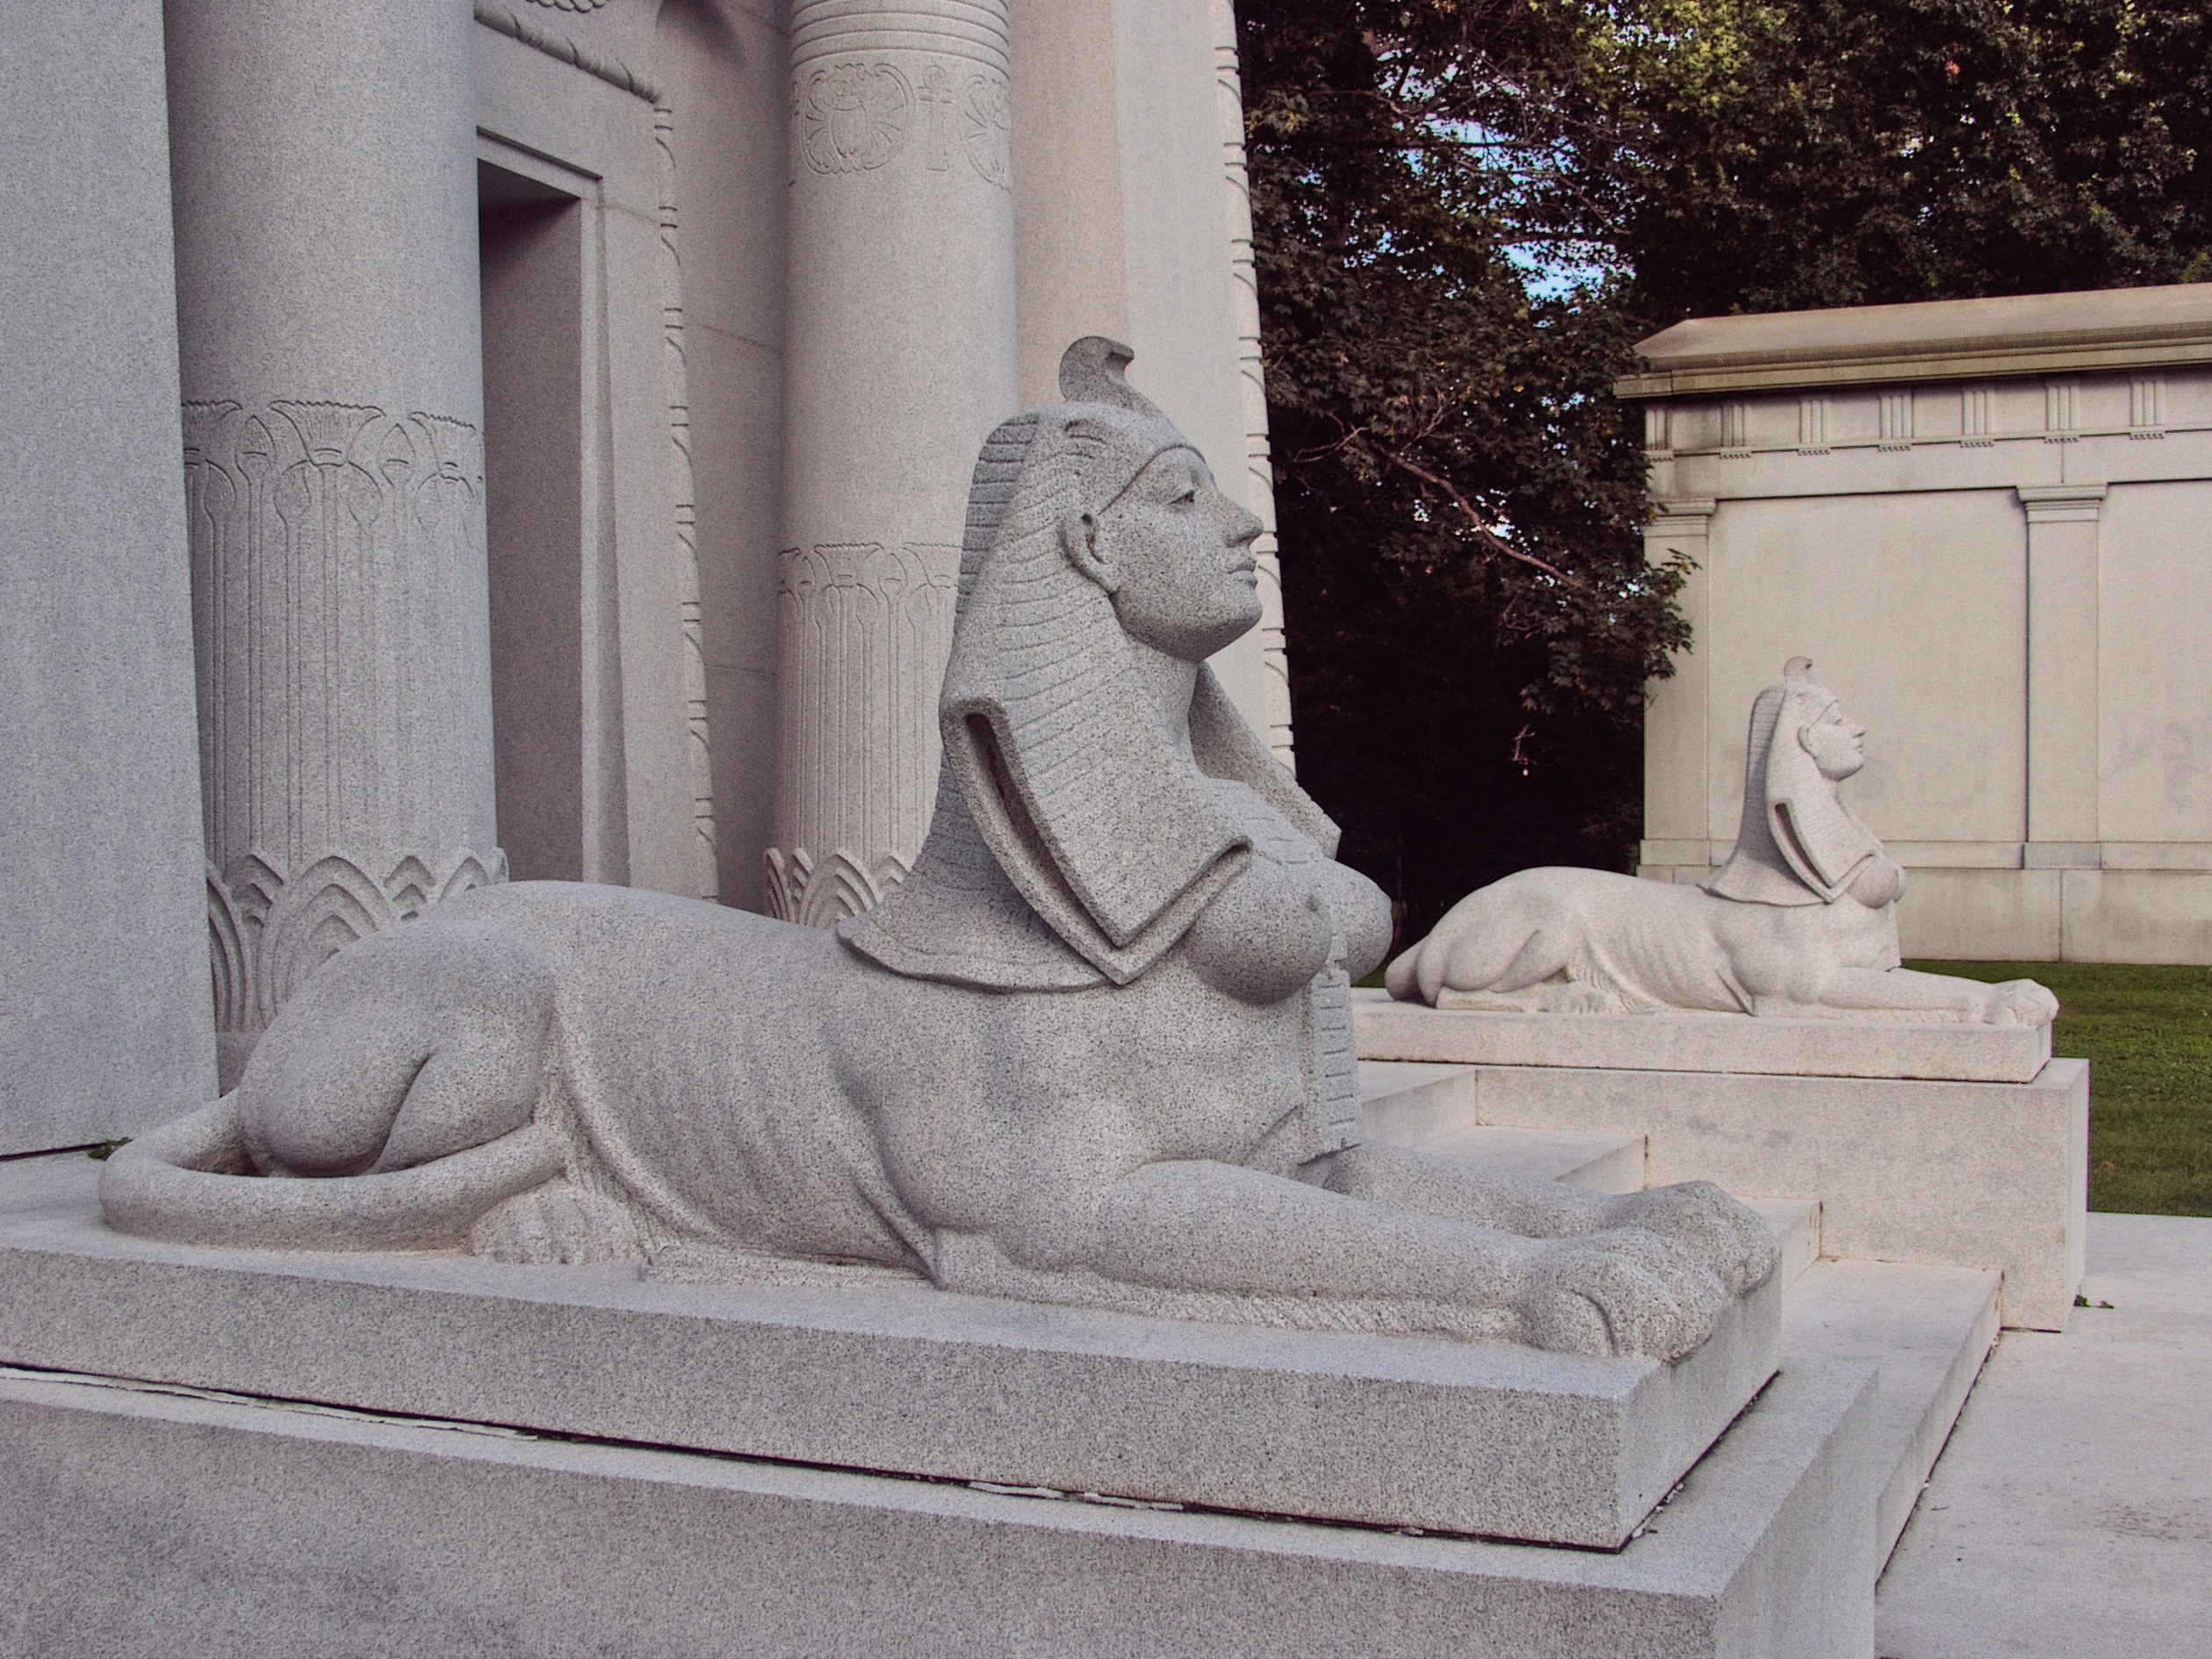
102,341,1774,1362
1387,660,2058,1026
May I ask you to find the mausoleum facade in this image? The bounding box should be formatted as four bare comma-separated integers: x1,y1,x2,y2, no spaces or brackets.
1,0,1293,1153
1620,284,2212,963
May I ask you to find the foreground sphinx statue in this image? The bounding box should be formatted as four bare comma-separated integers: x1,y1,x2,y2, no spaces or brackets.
1388,660,2057,1027
104,340,1773,1361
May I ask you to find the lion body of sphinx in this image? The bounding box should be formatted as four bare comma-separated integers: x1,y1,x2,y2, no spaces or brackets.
108,876,1336,1279
98,339,1785,1361
1386,863,1904,1017
1387,660,2057,1028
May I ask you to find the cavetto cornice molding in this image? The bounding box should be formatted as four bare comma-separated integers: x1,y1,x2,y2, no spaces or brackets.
1616,284,2212,400
472,1,660,102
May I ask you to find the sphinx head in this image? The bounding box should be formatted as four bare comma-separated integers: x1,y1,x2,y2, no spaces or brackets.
955,337,1264,663
1750,659,1884,901
1779,663,1868,783
921,340,1281,976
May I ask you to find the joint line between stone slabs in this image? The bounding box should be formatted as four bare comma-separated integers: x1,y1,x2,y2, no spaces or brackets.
0,1360,1647,1554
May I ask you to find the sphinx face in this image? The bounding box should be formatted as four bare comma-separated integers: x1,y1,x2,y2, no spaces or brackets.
1092,446,1265,661
1798,698,1868,782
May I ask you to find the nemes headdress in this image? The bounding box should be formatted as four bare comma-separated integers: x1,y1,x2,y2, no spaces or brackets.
1704,659,1884,906
840,339,1337,989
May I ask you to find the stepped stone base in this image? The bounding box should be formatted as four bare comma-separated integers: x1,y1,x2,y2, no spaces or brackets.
0,1155,1776,1549
0,1352,1880,1659
0,1174,2012,1656
1353,991,2051,1083
1358,1053,2086,1331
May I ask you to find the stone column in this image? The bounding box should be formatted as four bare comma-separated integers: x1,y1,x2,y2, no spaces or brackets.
2017,484,2107,868
1209,0,1295,773
769,0,1020,925
167,0,502,1078
1639,494,1718,882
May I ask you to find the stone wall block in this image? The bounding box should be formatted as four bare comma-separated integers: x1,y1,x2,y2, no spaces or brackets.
0,0,219,1150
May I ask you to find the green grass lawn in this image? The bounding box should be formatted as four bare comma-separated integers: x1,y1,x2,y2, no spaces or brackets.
1908,962,2212,1217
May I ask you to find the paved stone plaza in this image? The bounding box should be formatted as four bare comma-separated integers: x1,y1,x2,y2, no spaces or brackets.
1877,1212,2212,1659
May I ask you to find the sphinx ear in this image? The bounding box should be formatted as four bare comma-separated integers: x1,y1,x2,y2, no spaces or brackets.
1797,723,1818,754
1058,510,1120,595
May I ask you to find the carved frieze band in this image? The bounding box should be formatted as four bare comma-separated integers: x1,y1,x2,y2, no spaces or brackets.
207,847,508,1036
472,3,661,102
789,0,1011,76
792,59,1010,187
789,1,1011,188
186,397,504,1033
764,845,914,928
767,538,959,925
184,399,487,871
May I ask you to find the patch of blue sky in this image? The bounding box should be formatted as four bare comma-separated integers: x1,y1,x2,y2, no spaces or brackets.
1408,116,1622,299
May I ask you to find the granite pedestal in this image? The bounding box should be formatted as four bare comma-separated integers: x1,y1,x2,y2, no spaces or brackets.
0,1153,1775,1549
1356,993,2087,1331
0,1352,1878,1659
1356,998,2050,1083
0,1150,2013,1655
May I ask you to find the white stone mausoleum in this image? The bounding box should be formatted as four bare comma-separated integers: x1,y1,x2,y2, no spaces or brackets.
2,0,1292,1154
1621,284,2212,963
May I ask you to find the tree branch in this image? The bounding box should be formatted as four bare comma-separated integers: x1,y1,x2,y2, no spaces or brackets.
1376,448,1587,587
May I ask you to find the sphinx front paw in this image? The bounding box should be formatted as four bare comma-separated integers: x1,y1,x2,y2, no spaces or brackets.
1602,1181,1779,1296
1514,1230,1729,1360
1976,979,2058,1027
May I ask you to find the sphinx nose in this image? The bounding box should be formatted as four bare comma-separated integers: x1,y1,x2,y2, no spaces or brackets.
1223,502,1264,545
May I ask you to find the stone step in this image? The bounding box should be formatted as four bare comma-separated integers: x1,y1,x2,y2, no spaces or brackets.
1746,1196,1823,1288
1365,1062,1826,1290
0,1338,1885,1659
1361,1060,1646,1192
1373,1076,1989,1569
1357,1058,1482,1145
1421,1124,1647,1194
1782,1258,2001,1566
1357,1056,2086,1331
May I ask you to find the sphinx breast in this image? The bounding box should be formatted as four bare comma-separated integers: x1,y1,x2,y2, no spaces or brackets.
1315,858,1392,982
1179,854,1335,1005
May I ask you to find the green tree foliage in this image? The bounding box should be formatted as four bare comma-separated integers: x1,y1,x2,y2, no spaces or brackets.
1241,0,2211,942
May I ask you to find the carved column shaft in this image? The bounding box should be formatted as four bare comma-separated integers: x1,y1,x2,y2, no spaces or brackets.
167,0,502,1064
769,0,1020,925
